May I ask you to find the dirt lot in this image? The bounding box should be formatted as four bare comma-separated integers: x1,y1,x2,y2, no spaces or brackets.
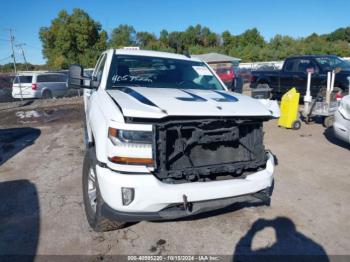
0,97,349,260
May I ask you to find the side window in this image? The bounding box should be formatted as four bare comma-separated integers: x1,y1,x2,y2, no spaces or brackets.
56,74,67,82
93,54,107,83
49,75,60,82
54,75,67,82
38,74,67,82
37,75,50,82
296,59,319,74
284,59,296,72
296,59,310,73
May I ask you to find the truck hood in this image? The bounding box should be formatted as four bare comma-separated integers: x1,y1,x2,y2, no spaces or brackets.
107,86,273,119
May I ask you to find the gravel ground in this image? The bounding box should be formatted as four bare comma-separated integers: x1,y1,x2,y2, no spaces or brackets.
0,97,349,260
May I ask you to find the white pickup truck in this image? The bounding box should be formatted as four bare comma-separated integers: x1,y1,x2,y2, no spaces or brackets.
68,49,276,231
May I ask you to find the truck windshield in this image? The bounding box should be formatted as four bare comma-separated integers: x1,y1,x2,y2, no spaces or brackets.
107,55,224,90
315,56,350,71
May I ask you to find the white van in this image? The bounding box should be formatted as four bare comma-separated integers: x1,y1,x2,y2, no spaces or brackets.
12,72,67,99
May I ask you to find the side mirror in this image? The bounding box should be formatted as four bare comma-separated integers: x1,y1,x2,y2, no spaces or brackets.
230,77,243,93
68,64,93,89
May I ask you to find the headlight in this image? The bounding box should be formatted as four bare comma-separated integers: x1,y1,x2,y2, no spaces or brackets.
108,127,152,145
108,127,153,166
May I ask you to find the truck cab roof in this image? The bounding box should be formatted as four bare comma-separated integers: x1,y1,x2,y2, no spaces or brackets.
287,54,339,59
113,48,202,62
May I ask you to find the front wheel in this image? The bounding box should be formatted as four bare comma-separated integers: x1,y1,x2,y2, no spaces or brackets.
323,116,334,128
82,147,126,231
292,120,302,130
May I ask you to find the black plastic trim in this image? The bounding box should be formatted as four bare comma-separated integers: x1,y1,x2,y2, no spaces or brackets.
96,160,151,175
101,189,271,222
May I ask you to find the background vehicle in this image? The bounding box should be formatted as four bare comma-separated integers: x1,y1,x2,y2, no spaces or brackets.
12,72,67,99
0,73,15,102
68,49,276,231
237,68,252,83
251,55,350,99
215,66,235,86
333,95,350,144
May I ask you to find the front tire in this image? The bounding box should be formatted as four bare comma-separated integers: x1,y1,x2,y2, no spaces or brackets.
255,83,272,99
292,120,302,130
323,116,334,128
82,147,126,231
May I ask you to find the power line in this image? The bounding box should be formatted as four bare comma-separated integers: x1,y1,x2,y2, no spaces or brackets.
4,28,23,100
24,43,40,50
0,55,12,62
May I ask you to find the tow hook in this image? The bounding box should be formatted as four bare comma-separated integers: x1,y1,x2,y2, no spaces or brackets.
182,194,193,213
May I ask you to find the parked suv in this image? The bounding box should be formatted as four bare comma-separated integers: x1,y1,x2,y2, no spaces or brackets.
12,72,67,99
68,49,276,231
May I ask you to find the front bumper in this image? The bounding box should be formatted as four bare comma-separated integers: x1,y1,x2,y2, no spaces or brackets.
96,152,275,216
101,189,272,222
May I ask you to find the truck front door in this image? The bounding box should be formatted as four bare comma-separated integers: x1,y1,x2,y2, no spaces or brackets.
279,58,300,95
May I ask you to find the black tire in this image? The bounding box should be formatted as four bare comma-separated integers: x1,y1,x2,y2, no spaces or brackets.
42,90,53,99
82,147,126,231
256,83,272,99
323,116,334,128
292,120,301,130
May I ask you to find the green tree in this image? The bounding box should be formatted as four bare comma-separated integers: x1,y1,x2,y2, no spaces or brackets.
326,27,350,42
238,28,265,47
39,9,107,69
168,31,186,53
136,31,157,47
109,24,136,48
159,30,169,45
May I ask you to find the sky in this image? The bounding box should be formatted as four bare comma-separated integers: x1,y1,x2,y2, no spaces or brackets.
0,0,349,65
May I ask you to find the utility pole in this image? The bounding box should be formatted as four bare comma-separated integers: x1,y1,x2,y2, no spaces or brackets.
5,28,23,100
15,43,29,71
6,29,17,73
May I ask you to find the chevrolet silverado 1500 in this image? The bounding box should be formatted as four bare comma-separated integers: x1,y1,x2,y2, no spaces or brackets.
68,49,276,231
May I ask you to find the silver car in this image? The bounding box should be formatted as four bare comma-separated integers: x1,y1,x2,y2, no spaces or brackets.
12,72,67,99
333,95,350,144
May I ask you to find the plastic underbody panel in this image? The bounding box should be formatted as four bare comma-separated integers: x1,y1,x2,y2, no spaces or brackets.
154,117,267,183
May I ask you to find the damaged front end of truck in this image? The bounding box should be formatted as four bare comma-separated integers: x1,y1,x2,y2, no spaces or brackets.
153,116,270,184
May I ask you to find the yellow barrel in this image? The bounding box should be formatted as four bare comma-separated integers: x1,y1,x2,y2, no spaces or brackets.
278,88,300,129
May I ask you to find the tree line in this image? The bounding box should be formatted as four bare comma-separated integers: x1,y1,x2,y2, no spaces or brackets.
2,8,350,72
0,63,48,73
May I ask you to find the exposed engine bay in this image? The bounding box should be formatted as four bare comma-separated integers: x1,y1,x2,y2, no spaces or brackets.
153,117,268,183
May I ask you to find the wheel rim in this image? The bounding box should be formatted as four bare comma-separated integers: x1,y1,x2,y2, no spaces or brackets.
43,91,52,99
88,167,97,213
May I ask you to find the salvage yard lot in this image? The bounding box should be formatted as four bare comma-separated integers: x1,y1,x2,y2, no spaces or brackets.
0,97,349,258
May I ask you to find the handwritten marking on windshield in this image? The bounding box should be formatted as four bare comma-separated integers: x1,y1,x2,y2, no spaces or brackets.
112,74,153,84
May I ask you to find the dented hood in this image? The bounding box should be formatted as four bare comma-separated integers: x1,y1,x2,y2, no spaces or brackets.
107,87,273,119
